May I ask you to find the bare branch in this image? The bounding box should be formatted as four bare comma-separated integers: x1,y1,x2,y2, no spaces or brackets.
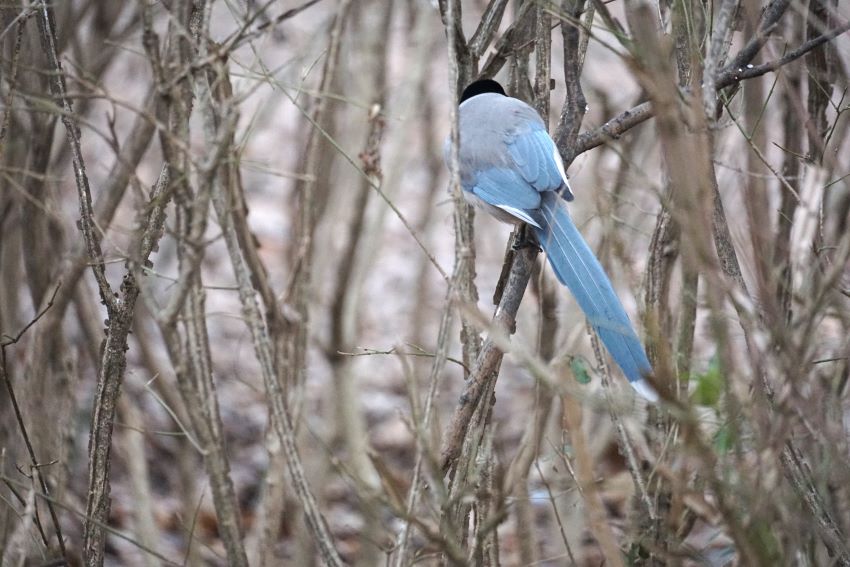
35,0,114,313
468,0,510,58
573,17,848,157
440,247,538,471
478,2,536,80
716,19,850,90
200,20,348,567
555,0,589,163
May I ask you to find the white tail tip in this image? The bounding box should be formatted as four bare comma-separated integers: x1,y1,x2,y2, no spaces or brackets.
631,378,659,402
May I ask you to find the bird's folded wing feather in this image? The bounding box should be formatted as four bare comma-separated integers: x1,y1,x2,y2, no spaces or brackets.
470,167,542,225
507,125,574,200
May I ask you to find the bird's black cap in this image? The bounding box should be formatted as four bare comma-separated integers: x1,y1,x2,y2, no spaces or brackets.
459,79,506,103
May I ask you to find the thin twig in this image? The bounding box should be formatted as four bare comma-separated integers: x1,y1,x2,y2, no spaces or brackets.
0,284,67,561
337,345,469,373
1,475,180,566
393,279,458,566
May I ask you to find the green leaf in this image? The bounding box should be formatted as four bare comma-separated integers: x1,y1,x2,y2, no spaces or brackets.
692,356,723,407
713,423,735,454
570,356,592,385
748,519,782,563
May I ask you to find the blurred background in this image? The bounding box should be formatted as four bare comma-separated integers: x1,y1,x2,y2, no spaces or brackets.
1,0,850,565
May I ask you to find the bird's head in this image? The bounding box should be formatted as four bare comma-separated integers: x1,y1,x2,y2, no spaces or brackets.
459,79,506,103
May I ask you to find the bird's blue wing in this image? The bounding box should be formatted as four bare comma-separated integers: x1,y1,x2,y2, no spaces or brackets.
471,168,540,209
466,124,573,225
469,167,542,225
508,125,574,200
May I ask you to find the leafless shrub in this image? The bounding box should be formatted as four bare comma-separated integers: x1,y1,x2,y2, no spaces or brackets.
1,0,849,565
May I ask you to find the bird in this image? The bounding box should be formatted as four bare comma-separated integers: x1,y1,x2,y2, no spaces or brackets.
445,78,658,402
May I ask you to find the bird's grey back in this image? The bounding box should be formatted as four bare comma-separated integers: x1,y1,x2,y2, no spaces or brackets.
444,93,544,185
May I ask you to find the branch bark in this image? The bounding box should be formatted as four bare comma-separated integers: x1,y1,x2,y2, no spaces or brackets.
199,44,347,567
33,3,167,564
440,247,537,470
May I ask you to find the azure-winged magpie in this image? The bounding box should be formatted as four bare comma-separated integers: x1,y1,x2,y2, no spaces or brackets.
445,79,657,401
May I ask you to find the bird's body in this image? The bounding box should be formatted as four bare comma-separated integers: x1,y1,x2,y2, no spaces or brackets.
448,92,574,227
446,80,657,401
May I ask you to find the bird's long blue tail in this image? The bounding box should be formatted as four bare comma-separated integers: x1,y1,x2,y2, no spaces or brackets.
533,192,657,401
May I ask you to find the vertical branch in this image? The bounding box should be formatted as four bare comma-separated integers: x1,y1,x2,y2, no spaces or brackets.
740,1,778,325
640,2,704,559
34,1,114,312
805,0,835,165
628,6,736,560
440,0,486,553
643,205,679,374
0,12,25,158
442,0,481,376
773,17,804,318
0,286,66,563
278,5,352,563
73,0,187,553
394,9,470,561
533,2,552,120
244,3,354,563
441,0,482,550
503,5,558,563
561,378,626,567
199,45,346,565
1,8,65,560
393,280,458,567
631,0,850,562
117,396,161,567
440,247,538,471
180,276,249,566
507,4,536,104
158,7,253,566
284,0,352,394
4,8,157,554
323,7,394,564
555,0,588,164
808,0,840,285
703,0,738,108
81,164,169,565
143,157,249,565
33,3,165,563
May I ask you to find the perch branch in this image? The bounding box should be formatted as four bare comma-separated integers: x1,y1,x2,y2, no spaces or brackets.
440,247,538,470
